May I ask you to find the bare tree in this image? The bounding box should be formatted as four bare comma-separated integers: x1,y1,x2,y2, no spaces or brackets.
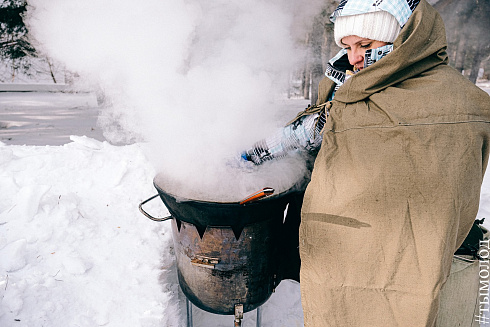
434,0,490,83
308,13,327,104
0,0,37,80
299,1,339,104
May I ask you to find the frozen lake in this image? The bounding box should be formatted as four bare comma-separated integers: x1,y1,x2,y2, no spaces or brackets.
0,90,104,146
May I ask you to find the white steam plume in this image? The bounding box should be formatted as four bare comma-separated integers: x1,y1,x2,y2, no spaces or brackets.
26,0,325,201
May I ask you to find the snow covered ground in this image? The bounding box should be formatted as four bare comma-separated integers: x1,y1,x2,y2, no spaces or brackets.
1,85,490,327
479,80,490,97
0,90,308,327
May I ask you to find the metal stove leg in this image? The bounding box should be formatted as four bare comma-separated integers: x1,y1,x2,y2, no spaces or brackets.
186,297,193,327
234,304,244,327
256,305,262,327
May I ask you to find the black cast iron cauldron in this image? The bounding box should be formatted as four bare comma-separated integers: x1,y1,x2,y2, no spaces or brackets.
139,175,296,315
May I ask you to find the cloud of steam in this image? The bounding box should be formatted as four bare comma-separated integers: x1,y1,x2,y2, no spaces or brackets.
26,0,325,201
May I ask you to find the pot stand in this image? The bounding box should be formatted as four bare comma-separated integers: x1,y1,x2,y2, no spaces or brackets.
185,298,263,327
140,193,282,327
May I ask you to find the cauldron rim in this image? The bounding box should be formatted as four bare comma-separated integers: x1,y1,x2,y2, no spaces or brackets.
152,175,296,238
153,174,294,205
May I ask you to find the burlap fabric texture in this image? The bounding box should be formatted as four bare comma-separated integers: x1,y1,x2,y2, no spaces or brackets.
299,0,490,326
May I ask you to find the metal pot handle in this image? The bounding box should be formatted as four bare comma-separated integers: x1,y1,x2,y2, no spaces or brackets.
139,194,173,222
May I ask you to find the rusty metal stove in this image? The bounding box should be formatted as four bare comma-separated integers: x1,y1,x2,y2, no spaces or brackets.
139,175,298,326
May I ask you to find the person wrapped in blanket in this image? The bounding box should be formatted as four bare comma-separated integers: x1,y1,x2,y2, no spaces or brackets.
240,0,490,325
241,44,394,165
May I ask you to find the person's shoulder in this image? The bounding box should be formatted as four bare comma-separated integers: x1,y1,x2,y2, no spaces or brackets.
425,65,476,86
415,65,488,98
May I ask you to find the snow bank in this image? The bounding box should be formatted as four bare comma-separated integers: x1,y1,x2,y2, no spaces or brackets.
0,137,181,326
0,136,304,327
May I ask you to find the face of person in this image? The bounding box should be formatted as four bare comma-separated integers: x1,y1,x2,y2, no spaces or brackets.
340,35,389,71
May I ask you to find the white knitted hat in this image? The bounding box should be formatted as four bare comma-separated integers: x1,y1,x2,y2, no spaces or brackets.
334,10,401,48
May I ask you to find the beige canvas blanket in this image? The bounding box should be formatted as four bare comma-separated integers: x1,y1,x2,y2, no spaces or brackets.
299,1,490,326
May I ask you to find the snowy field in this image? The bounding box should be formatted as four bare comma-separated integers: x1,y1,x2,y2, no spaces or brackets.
0,90,102,146
1,84,490,327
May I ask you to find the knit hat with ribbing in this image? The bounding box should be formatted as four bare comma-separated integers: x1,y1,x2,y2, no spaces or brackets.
334,10,401,48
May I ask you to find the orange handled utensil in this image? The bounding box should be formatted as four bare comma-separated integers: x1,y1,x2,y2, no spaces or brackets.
239,187,275,205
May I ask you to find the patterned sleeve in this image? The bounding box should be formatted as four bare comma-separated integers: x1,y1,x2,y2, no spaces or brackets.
243,110,327,165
